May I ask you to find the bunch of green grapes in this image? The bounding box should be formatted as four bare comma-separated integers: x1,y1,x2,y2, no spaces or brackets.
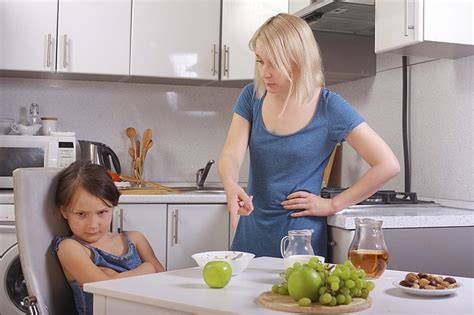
271,258,375,307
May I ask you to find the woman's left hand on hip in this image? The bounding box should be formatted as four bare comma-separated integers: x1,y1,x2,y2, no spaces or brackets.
281,191,335,217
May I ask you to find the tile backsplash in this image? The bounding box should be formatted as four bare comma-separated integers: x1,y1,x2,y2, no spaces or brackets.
0,77,246,184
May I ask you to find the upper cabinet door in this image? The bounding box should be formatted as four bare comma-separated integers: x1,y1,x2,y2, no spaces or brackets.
375,0,423,54
57,0,131,75
131,0,220,79
0,0,57,72
221,0,288,81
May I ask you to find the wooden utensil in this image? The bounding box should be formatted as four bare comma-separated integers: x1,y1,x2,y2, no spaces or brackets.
142,139,153,161
136,140,141,158
126,127,137,157
141,128,152,158
258,292,371,313
119,175,177,193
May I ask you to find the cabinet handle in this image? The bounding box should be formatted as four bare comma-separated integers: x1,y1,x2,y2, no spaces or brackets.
62,34,68,68
223,45,230,78
172,209,179,246
212,44,218,76
118,208,124,233
404,0,414,36
46,34,52,68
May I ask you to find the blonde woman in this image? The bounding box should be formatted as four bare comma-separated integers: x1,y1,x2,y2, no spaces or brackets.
218,13,400,258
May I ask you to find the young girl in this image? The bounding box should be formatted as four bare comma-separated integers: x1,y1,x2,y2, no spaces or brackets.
53,160,165,315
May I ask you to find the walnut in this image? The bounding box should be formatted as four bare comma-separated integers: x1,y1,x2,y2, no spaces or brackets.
405,273,419,283
448,283,458,289
418,278,430,288
424,285,436,290
434,276,444,284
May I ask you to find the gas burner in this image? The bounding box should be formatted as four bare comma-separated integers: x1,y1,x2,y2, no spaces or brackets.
320,188,433,205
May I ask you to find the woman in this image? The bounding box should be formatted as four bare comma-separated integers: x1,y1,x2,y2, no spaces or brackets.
218,13,400,258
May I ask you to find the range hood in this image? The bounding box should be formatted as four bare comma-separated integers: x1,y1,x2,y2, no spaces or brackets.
294,0,376,85
295,0,375,36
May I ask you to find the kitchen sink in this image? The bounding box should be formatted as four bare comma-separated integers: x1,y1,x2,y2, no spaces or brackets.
172,186,226,194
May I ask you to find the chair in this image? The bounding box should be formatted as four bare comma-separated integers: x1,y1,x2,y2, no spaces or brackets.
13,168,77,315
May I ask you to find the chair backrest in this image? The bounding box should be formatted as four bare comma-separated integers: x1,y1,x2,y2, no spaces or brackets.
13,168,77,315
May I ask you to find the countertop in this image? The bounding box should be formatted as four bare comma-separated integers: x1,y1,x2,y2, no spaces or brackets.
84,256,474,315
2,189,474,229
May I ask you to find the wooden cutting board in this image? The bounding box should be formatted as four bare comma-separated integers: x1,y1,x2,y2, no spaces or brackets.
119,188,170,195
258,291,371,314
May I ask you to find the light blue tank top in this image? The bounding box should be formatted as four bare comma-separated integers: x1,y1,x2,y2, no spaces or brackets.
52,231,142,315
231,84,364,258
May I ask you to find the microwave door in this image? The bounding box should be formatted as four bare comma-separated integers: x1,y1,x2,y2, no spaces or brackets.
0,147,46,187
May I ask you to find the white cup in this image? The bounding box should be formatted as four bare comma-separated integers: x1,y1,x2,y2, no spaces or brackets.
40,117,58,135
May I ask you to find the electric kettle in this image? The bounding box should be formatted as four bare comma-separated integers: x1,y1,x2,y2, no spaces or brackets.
78,140,121,174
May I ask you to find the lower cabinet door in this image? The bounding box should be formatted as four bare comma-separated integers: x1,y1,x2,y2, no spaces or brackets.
167,204,230,271
114,204,167,269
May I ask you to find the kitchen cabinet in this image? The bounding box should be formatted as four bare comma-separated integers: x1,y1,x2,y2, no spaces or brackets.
0,0,57,72
167,204,229,271
375,0,474,58
113,204,168,269
57,0,131,75
131,0,220,79
114,203,229,271
221,0,288,80
131,0,287,80
328,226,474,278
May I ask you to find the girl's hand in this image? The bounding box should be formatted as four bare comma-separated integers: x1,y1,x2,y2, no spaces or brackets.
281,191,336,217
224,183,254,229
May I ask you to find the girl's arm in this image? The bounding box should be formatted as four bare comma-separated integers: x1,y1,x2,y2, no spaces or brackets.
331,122,400,212
128,230,165,272
218,113,254,229
57,238,156,286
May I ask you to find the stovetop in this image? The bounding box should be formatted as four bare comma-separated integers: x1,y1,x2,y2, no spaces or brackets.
321,187,436,206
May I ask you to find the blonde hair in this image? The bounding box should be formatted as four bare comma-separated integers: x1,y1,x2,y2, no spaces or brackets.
249,13,325,107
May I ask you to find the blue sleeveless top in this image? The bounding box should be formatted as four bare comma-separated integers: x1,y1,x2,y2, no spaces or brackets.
52,231,142,315
231,84,364,258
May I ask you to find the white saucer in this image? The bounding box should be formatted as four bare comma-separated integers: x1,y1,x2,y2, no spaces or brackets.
392,281,460,296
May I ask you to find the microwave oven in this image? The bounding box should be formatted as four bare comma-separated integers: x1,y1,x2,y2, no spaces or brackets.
0,135,77,188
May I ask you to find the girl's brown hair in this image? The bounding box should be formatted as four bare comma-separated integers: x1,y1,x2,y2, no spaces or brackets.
55,160,120,211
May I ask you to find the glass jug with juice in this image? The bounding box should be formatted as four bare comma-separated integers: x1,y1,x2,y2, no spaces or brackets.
348,218,388,278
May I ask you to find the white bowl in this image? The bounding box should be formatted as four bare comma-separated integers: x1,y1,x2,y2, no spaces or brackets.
11,123,42,135
191,251,255,276
283,255,325,269
0,118,14,135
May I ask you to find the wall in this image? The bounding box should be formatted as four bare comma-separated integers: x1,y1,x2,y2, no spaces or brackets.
330,54,473,202
0,78,245,184
1,54,473,202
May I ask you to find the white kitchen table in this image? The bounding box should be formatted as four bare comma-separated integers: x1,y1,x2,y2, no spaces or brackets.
84,257,474,315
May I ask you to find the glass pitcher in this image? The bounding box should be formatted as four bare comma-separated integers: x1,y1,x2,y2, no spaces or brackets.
348,218,389,278
280,229,314,260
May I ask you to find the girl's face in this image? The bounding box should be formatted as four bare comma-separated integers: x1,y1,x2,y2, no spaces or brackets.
255,42,294,97
61,185,113,244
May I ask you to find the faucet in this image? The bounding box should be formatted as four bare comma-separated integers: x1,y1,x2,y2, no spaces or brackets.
196,160,215,188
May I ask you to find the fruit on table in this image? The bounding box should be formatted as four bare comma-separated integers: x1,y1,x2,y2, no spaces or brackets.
287,266,323,301
271,258,375,307
203,261,232,288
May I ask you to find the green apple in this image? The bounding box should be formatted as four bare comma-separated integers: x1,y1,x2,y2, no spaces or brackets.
288,266,323,301
203,261,232,288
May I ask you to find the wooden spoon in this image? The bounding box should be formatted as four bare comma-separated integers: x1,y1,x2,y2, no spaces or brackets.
126,127,137,157
142,129,152,157
142,139,153,161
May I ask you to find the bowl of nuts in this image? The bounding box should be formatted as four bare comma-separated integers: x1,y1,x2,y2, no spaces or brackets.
393,272,459,296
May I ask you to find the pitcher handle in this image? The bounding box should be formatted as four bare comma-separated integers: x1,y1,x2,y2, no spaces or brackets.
280,236,289,258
